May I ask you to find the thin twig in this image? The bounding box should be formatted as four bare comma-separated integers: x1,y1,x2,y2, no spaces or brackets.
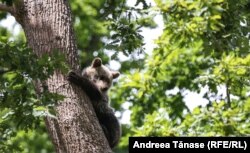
226,79,231,108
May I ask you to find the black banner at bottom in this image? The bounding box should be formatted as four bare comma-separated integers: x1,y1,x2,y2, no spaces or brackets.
129,137,250,153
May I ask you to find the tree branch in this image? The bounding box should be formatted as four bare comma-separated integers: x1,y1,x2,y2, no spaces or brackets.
226,79,231,108
0,3,14,14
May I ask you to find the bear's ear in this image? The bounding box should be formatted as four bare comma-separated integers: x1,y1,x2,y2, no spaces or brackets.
92,57,102,67
112,71,120,79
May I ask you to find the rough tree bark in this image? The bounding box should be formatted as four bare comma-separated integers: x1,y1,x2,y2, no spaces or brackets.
0,0,112,152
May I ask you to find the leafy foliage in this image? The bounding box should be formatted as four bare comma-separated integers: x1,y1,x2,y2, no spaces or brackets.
111,0,250,148
70,0,155,68
0,41,67,152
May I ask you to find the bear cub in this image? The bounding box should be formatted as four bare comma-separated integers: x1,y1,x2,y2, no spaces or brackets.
67,57,121,148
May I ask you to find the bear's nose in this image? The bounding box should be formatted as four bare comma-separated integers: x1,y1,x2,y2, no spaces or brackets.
102,87,108,91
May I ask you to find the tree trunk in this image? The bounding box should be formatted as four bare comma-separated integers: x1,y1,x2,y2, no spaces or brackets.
10,0,112,152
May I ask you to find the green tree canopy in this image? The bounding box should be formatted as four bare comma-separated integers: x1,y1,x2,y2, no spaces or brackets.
115,0,250,138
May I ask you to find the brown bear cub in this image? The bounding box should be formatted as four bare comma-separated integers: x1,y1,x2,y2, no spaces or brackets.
67,57,121,148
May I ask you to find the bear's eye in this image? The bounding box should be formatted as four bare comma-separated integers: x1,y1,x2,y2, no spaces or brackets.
99,75,105,81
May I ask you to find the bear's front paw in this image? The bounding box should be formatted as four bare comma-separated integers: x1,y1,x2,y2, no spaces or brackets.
67,71,79,82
